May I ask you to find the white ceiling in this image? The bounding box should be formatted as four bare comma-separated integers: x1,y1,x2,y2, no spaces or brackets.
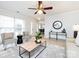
0,1,79,16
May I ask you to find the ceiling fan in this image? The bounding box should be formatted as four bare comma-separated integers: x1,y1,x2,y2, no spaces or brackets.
28,1,53,14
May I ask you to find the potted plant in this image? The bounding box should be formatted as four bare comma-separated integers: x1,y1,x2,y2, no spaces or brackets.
35,32,42,43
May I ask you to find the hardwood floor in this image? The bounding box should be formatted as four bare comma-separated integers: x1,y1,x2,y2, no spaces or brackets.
45,38,66,47
0,37,66,58
67,38,79,58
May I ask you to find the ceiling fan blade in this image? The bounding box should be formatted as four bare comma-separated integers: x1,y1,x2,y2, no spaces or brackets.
34,11,38,14
43,11,46,14
43,7,53,10
28,8,37,10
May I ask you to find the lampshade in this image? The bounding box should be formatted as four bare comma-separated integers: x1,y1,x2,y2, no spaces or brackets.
73,24,79,31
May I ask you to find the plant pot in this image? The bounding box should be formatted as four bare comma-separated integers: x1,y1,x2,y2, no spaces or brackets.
35,39,41,44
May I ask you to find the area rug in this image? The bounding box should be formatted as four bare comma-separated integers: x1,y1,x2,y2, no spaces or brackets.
0,44,65,58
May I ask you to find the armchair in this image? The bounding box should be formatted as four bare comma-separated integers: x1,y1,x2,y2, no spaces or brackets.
1,33,15,50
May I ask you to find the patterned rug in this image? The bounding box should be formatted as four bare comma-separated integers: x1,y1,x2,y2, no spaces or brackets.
0,44,65,58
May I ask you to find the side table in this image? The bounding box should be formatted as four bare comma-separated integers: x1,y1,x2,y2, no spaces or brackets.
17,35,23,44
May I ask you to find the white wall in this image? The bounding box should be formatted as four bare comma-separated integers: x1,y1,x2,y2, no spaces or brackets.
45,10,79,38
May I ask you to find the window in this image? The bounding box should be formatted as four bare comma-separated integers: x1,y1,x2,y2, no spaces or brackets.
0,15,25,35
0,15,14,33
15,18,25,35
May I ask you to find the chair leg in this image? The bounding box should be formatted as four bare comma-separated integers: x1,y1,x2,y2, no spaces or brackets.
3,44,6,50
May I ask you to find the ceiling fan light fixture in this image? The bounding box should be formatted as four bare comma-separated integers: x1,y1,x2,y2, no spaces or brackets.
40,4,43,8
37,10,43,14
28,1,52,14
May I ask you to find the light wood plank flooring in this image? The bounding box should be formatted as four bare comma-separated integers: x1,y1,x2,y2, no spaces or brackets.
45,38,66,47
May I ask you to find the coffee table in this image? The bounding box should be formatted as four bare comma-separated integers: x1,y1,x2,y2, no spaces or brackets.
19,39,46,58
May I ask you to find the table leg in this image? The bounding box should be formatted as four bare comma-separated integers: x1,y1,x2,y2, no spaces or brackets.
65,33,67,38
19,46,20,56
35,45,46,58
56,32,58,40
28,52,30,58
49,32,50,39
19,46,23,58
45,41,47,48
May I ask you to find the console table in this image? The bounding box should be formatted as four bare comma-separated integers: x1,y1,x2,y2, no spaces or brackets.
49,31,67,40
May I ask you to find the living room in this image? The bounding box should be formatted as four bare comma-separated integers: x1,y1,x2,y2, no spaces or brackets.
0,0,79,58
